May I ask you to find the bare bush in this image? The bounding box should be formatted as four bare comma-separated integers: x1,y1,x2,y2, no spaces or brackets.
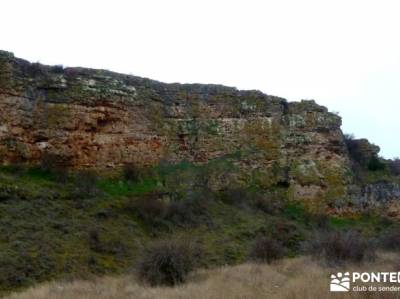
133,192,211,230
136,240,199,286
303,230,376,265
134,193,167,228
248,236,284,264
379,229,400,250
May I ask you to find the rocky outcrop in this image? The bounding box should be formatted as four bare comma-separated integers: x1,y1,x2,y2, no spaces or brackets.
329,181,400,218
0,50,352,203
345,137,381,168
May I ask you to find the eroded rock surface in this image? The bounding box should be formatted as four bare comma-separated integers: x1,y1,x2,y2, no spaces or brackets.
0,50,353,203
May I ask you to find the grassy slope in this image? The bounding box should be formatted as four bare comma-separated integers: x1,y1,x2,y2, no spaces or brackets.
5,252,400,299
0,164,396,295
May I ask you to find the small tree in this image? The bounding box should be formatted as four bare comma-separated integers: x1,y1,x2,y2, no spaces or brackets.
367,156,386,171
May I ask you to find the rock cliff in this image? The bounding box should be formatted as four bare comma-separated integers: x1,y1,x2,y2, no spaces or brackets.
0,50,353,205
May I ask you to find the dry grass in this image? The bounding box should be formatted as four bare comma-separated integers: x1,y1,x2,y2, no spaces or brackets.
5,252,400,299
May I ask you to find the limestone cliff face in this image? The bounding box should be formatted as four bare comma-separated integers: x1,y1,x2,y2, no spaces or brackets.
0,50,351,204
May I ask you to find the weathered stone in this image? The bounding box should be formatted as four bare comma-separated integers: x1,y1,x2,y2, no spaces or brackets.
0,50,352,202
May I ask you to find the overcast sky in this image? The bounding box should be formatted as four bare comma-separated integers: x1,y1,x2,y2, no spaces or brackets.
1,0,399,158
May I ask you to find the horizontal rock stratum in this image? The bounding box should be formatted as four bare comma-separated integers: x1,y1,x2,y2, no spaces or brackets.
0,50,351,204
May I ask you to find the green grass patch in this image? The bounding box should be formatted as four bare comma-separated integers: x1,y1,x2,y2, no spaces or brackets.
24,167,55,181
97,178,157,197
282,202,307,222
329,214,393,233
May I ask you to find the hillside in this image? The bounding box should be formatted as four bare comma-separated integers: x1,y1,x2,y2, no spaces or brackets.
0,51,400,295
5,252,400,299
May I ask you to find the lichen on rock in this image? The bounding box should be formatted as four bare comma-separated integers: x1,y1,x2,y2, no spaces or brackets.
0,50,355,204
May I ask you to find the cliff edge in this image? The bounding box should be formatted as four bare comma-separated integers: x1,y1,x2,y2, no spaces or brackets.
0,50,352,206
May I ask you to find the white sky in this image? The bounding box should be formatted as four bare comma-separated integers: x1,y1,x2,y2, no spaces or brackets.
1,0,399,158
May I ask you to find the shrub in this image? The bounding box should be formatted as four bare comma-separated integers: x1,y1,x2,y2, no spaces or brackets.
136,240,198,286
367,156,386,171
305,212,329,229
388,158,400,176
123,163,141,183
52,64,64,73
303,230,376,265
164,198,211,228
0,249,56,291
1,163,25,176
40,151,62,170
40,152,69,182
73,170,99,198
220,189,283,214
379,229,400,250
134,193,167,227
248,236,284,263
344,135,382,170
344,134,371,167
155,160,213,199
88,228,103,253
253,194,281,214
28,62,48,77
88,228,128,256
269,219,304,252
220,187,248,205
133,192,211,230
344,134,363,163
